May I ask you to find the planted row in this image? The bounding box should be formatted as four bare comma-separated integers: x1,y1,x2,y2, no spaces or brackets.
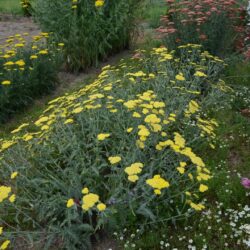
0,32,63,123
158,0,247,56
0,44,231,249
33,0,141,71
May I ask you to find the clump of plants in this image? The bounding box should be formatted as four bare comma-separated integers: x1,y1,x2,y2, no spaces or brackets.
33,0,141,72
157,0,247,57
20,0,32,16
0,32,63,123
0,44,231,249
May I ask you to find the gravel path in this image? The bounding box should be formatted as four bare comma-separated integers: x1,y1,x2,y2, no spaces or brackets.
0,15,39,44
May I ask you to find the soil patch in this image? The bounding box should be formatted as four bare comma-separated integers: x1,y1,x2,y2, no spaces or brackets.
228,150,243,169
0,15,39,44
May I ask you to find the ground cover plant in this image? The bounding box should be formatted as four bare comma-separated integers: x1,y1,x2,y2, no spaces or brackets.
157,0,247,57
103,1,250,247
0,44,232,249
112,70,250,249
0,32,63,123
33,0,141,72
0,0,250,249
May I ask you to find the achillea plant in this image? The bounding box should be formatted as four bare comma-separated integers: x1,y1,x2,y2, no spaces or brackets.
0,45,231,249
0,32,63,123
158,0,247,56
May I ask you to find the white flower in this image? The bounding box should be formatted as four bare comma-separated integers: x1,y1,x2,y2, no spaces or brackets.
188,245,196,250
242,224,250,234
230,222,236,227
243,239,250,247
244,205,250,212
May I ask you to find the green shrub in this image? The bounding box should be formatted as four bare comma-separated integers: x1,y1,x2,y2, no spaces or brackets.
0,44,230,249
33,0,141,72
157,0,247,57
0,33,63,123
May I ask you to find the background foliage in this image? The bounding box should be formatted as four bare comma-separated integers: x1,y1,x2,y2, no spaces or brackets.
33,0,141,72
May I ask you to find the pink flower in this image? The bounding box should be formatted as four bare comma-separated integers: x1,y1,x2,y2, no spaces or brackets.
132,53,142,59
194,5,202,10
199,34,208,40
241,178,250,189
210,7,218,12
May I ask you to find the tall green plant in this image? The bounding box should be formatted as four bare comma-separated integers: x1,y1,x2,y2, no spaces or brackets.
33,0,140,72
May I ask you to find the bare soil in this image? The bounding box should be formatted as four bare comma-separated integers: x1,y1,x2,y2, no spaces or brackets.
0,14,39,43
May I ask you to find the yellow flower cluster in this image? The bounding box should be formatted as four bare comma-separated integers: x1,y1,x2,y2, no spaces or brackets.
72,0,78,9
1,81,11,85
0,172,17,205
146,175,170,195
20,0,30,9
0,226,10,249
0,172,19,249
97,133,110,141
189,201,205,211
125,162,144,182
176,162,187,174
108,156,122,164
0,240,10,250
82,193,100,210
123,90,173,149
197,117,218,139
0,186,11,203
176,73,185,81
185,100,199,117
152,47,173,62
194,71,207,77
95,0,105,8
0,32,63,86
67,187,106,212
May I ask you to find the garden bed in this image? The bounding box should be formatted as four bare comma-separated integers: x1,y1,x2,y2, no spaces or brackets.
0,44,233,249
0,1,250,250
